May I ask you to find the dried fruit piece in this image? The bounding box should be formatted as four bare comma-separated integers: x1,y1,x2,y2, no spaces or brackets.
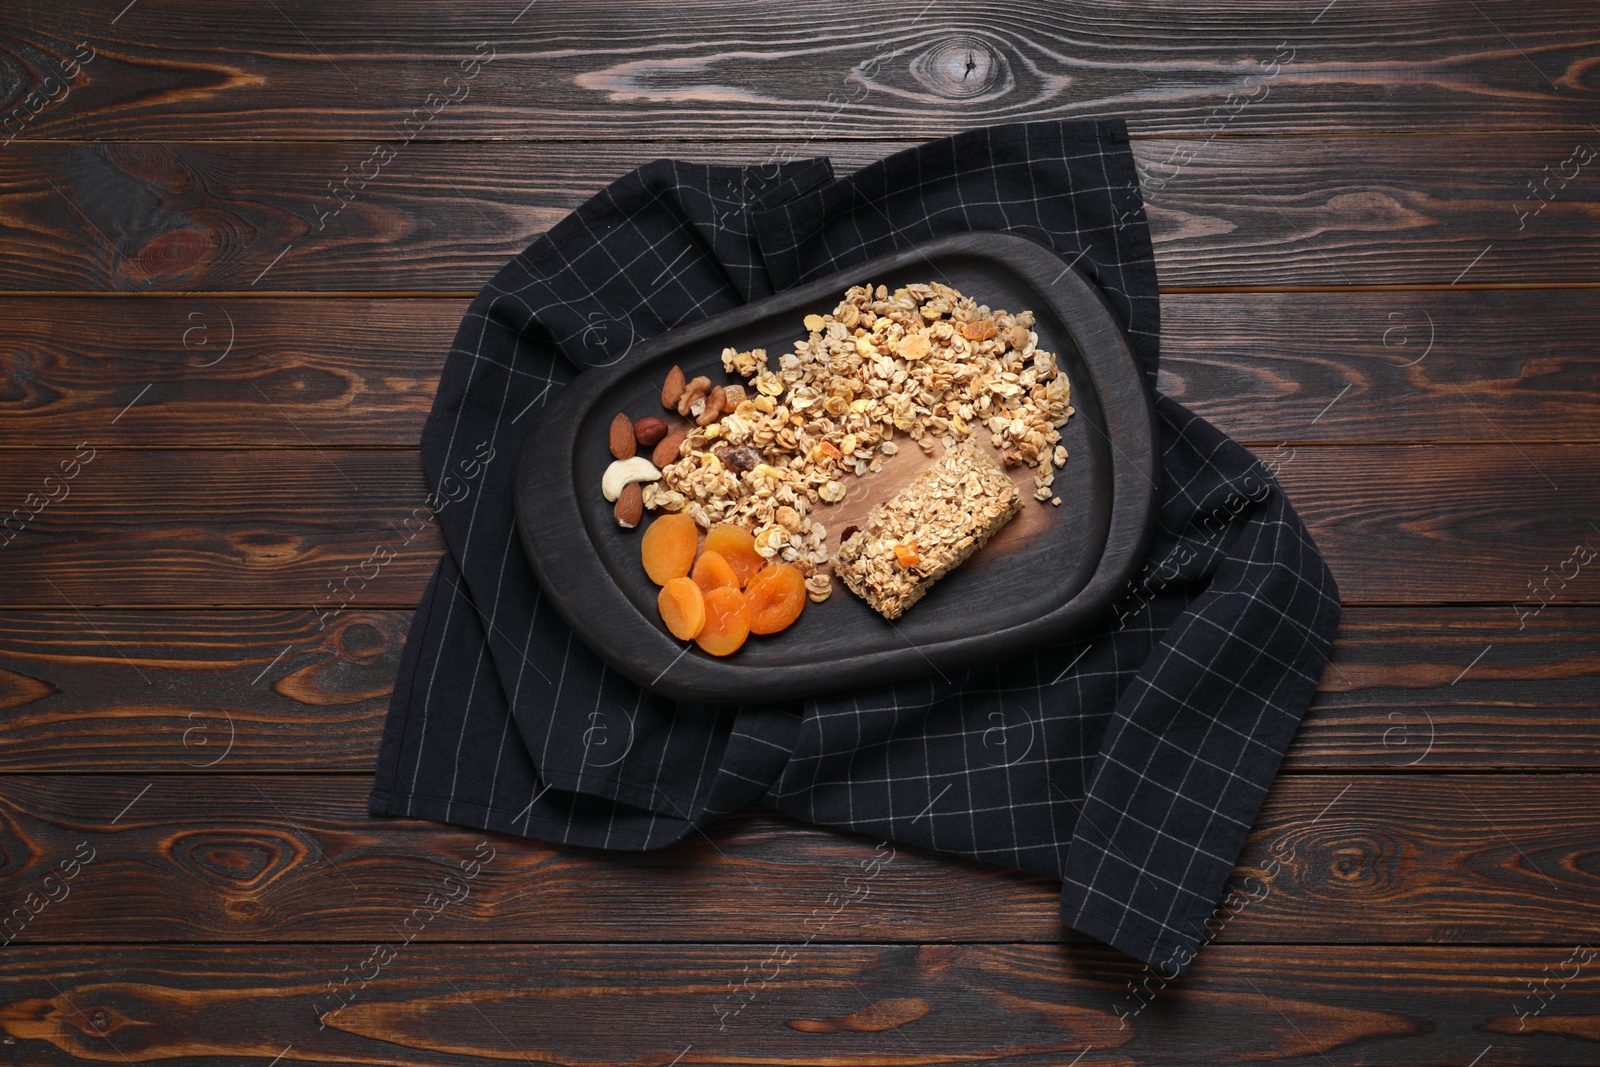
634,416,669,447
609,413,636,459
691,549,740,594
714,445,760,473
657,577,706,640
703,524,762,587
640,512,699,585
653,430,688,469
745,562,806,635
614,482,643,528
695,586,750,656
896,333,930,360
960,318,997,341
662,365,686,409
893,541,921,569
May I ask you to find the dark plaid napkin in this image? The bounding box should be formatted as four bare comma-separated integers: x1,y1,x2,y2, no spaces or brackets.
369,120,1341,975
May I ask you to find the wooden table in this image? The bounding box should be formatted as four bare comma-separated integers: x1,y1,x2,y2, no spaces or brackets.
1,3,1597,1063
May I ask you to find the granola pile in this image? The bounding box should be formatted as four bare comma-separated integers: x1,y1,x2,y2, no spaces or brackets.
641,281,1074,601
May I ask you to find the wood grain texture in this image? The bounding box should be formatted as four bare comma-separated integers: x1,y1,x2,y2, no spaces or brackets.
3,944,1593,1065
0,0,1590,1058
4,0,1598,140
0,606,1592,773
1159,290,1600,444
0,775,1595,945
2,134,1597,292
3,290,1595,448
0,610,398,772
0,449,440,606
1266,444,1600,603
2,445,1596,605
1285,606,1600,771
0,298,451,447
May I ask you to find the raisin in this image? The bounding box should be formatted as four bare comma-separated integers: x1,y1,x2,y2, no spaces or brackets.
716,445,760,473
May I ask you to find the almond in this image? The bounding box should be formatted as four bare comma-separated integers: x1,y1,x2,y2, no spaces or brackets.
661,365,686,409
634,416,669,447
614,482,643,528
608,412,635,459
652,430,688,468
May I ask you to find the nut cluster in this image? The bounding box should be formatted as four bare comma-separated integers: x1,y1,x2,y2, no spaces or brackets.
642,281,1074,579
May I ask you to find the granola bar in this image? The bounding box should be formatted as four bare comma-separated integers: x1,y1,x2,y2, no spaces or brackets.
831,438,1021,620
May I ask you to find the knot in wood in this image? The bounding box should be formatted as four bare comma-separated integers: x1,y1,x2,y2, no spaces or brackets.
908,35,1007,101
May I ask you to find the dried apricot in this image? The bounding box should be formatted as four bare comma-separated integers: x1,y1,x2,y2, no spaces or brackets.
640,512,698,585
657,577,705,640
695,586,750,656
744,562,807,635
692,549,740,594
893,541,921,569
703,523,762,587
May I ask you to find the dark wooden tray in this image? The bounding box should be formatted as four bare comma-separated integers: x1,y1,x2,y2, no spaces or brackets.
515,233,1159,704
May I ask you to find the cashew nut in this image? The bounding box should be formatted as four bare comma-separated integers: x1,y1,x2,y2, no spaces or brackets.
601,456,661,502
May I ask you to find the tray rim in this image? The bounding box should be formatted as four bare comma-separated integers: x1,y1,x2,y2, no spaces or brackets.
515,232,1160,704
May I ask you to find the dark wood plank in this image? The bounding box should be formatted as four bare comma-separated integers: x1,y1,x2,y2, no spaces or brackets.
0,449,440,606
6,0,1598,139
1285,606,1600,771
0,610,398,772
4,289,1597,448
1144,131,1600,288
0,775,1595,944
0,606,1592,773
1267,444,1600,602
1,944,1595,1065
3,445,1596,605
1160,290,1600,444
4,134,1597,292
0,298,451,448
